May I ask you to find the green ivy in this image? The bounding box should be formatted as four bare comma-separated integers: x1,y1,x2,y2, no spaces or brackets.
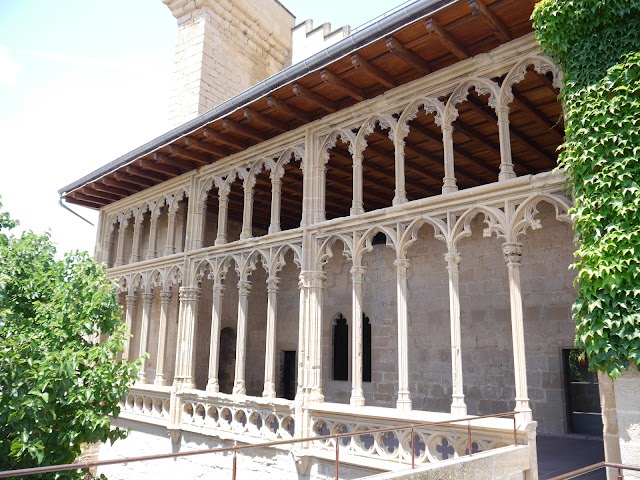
0,199,139,479
532,1,640,377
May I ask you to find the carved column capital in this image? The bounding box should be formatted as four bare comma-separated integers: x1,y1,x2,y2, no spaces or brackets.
179,286,201,302
444,251,462,271
502,242,523,265
309,271,326,289
125,294,137,306
160,291,173,305
266,276,280,293
141,292,155,307
394,258,411,270
212,283,225,297
350,265,366,281
238,280,252,297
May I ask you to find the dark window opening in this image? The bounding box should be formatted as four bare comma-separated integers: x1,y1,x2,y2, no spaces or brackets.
372,232,386,245
333,314,348,381
282,350,296,400
363,313,371,382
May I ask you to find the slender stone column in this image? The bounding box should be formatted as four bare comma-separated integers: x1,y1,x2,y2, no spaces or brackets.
191,203,207,250
174,286,201,389
233,280,252,395
350,265,366,407
137,293,154,383
240,177,256,240
502,242,532,424
268,171,283,234
350,152,364,215
309,271,326,402
146,213,159,260
215,190,229,245
206,282,225,392
316,165,327,223
445,251,466,416
394,258,412,411
441,124,458,194
296,274,309,401
393,138,408,205
103,231,114,267
496,106,516,181
263,276,280,397
129,217,143,263
123,294,137,361
164,212,177,256
114,219,128,267
154,290,173,386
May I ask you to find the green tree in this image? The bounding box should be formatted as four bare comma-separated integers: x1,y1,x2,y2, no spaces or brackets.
0,200,138,478
533,1,640,376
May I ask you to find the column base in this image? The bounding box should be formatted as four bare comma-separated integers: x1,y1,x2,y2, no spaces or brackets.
154,375,167,386
309,389,324,403
442,183,458,194
515,397,533,426
239,233,251,240
392,193,407,206
206,382,219,393
396,392,412,412
262,382,276,398
136,374,148,385
350,392,365,407
350,207,365,216
450,399,467,417
498,169,516,182
232,382,246,395
214,238,227,246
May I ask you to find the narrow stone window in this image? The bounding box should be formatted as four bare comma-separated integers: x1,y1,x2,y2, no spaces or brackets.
372,232,386,245
333,314,348,381
363,313,371,382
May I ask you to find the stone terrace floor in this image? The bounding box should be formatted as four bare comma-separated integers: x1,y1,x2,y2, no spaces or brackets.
537,434,605,479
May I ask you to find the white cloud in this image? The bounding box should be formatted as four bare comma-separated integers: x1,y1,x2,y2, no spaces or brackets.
0,46,21,87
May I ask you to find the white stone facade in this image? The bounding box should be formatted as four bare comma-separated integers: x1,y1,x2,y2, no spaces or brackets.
92,27,577,477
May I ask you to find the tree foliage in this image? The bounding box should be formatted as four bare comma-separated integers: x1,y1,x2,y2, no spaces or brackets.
0,200,138,478
533,1,640,376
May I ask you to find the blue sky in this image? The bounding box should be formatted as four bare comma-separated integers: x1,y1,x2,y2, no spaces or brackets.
0,0,404,255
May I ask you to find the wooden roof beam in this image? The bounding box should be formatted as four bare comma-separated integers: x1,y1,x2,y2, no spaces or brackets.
113,172,154,188
320,70,367,102
351,54,397,89
243,108,289,133
203,128,249,151
464,97,553,168
425,18,469,60
385,37,431,75
68,193,103,208
139,159,184,176
183,138,228,157
222,118,269,142
292,83,339,113
469,0,511,43
124,166,166,183
92,182,130,197
266,95,314,123
168,145,210,166
100,177,140,193
510,87,564,141
79,188,122,202
406,122,496,180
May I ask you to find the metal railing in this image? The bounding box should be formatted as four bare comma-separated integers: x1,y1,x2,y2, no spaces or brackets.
550,461,640,480
0,411,519,479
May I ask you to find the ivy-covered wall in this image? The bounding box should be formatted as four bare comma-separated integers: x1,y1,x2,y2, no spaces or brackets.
532,1,640,376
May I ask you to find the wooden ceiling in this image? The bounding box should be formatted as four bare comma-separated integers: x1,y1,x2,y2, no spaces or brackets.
64,0,562,233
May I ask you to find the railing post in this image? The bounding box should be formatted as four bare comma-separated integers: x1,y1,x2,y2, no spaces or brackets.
513,415,517,446
335,437,339,480
467,420,472,457
232,446,237,480
617,467,623,480
411,427,415,469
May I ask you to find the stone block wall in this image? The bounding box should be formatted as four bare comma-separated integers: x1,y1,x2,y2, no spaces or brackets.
318,203,576,434
164,0,295,127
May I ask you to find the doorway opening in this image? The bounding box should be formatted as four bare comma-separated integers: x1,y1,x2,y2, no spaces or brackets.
562,348,603,436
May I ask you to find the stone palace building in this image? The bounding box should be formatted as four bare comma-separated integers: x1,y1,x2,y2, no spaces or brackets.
57,0,612,478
